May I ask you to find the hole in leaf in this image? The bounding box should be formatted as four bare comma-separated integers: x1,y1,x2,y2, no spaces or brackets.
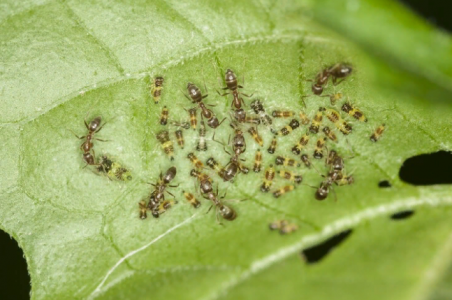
399,0,452,32
301,229,353,264
378,180,392,188
399,151,452,185
0,230,30,300
390,210,415,220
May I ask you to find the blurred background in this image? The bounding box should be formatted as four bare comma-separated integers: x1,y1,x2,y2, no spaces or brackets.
0,0,450,299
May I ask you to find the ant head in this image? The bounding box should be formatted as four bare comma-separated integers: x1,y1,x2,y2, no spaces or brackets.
155,76,164,84
339,64,353,77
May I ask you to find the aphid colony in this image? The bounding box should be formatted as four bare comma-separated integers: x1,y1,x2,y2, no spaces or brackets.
72,63,386,230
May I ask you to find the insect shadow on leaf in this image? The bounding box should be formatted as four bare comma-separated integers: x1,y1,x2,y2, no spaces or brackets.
300,229,353,264
390,210,415,220
399,151,452,185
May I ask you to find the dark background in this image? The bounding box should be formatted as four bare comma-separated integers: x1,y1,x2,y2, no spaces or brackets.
1,1,451,299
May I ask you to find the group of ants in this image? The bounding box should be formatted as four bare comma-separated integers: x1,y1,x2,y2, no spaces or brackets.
73,62,385,232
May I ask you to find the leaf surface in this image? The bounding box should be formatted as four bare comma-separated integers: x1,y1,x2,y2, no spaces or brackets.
1,1,452,299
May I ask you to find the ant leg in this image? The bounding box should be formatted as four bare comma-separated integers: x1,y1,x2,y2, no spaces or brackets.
83,110,92,130
206,204,214,214
333,78,346,86
95,138,110,142
166,190,175,197
68,129,85,140
217,118,226,127
212,132,226,146
180,90,194,103
217,90,229,97
168,184,179,188
331,186,338,202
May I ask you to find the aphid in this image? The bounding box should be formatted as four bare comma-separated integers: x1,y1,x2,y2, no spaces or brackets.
187,153,204,169
335,174,355,186
313,137,327,159
261,164,275,192
150,76,164,104
96,155,133,181
218,69,251,109
187,108,197,130
370,124,385,142
275,156,300,167
301,154,311,168
326,149,338,166
250,99,272,125
156,200,178,215
279,223,299,235
196,118,207,151
138,200,147,219
328,63,353,85
206,157,226,179
156,130,174,160
292,132,310,155
279,170,303,184
323,126,337,143
299,112,310,125
182,191,201,208
272,110,294,118
174,129,184,149
273,119,300,136
248,126,263,147
245,115,261,125
273,185,295,198
170,121,190,130
309,108,324,134
267,137,277,154
269,220,289,231
270,220,298,234
321,92,343,106
324,108,352,135
253,150,262,173
160,106,169,125
341,102,367,122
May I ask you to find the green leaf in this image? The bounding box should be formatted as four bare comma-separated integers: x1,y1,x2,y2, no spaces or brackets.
1,0,451,299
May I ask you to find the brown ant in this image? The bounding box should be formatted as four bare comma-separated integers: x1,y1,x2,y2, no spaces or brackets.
71,113,108,169
184,83,224,129
203,186,238,223
306,63,353,96
218,69,253,109
147,167,178,218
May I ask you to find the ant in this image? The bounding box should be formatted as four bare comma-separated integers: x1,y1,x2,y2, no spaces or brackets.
306,63,353,96
203,186,238,223
184,83,224,129
71,112,108,169
218,69,253,109
147,167,178,218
